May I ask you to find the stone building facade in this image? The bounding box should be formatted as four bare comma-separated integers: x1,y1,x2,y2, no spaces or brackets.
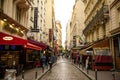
109,0,120,69
82,0,113,70
70,0,85,49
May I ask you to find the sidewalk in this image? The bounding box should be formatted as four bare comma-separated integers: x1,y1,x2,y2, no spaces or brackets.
16,57,119,80
73,64,114,80
16,67,49,80
16,57,59,80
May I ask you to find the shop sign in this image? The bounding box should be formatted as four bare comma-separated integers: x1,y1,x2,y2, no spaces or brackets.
31,7,39,32
34,7,38,29
3,36,13,41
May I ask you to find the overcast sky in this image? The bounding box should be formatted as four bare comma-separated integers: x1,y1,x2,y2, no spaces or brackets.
54,0,75,47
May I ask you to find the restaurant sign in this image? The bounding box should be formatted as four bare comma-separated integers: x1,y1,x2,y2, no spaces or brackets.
3,36,13,41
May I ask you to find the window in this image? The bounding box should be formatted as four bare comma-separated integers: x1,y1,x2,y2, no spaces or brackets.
97,28,99,40
76,0,78,2
30,0,33,2
16,6,21,23
118,8,120,22
0,0,4,9
41,1,43,5
96,0,98,2
94,49,110,55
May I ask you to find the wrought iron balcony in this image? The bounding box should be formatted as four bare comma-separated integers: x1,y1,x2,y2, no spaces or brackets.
83,5,109,34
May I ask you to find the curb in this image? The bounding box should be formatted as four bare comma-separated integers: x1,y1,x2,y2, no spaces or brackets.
37,59,95,80
37,69,50,80
37,62,57,80
72,64,95,80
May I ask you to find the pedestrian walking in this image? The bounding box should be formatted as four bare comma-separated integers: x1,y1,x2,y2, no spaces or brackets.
49,54,55,71
41,53,46,72
86,56,89,73
45,49,51,69
77,54,81,67
82,55,86,70
48,56,53,72
35,58,41,68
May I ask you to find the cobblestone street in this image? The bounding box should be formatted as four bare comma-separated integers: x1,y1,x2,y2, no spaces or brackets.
40,57,90,80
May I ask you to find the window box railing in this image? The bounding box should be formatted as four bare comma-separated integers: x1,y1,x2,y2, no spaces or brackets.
83,5,109,34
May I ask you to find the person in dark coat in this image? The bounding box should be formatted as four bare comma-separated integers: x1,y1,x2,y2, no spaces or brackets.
41,53,46,72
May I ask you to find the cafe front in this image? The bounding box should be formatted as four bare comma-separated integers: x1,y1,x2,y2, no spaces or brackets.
0,32,28,78
80,38,113,71
0,11,29,78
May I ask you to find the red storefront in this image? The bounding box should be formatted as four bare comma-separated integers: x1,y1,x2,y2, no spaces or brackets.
0,32,28,77
0,32,43,76
0,11,42,77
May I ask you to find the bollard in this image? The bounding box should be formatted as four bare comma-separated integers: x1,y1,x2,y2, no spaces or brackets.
22,70,24,80
35,67,37,79
112,72,115,80
87,68,89,74
95,69,97,80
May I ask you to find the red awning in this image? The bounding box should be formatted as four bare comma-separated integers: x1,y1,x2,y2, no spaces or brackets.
25,42,41,50
0,32,27,45
28,38,47,50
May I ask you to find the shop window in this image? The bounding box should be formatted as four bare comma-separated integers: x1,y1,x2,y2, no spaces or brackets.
94,49,110,55
0,52,19,68
27,51,39,61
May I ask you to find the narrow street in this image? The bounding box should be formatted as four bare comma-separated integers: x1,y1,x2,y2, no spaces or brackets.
39,57,90,80
0,0,120,80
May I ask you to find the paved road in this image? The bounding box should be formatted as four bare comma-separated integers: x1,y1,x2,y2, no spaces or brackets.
39,57,90,80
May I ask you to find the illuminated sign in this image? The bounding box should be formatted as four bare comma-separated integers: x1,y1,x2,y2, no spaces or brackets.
3,36,13,41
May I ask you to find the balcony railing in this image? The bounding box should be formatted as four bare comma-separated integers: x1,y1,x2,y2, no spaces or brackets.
83,5,109,34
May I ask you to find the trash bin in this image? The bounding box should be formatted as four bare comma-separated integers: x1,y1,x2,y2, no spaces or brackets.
4,69,16,80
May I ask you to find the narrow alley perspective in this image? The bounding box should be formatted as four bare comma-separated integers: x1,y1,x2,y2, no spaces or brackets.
0,0,120,80
40,57,90,80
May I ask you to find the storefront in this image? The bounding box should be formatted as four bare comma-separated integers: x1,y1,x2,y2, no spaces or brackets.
24,39,42,69
28,38,47,50
0,32,28,78
79,46,93,70
80,38,113,70
111,33,120,69
92,38,113,70
0,11,30,78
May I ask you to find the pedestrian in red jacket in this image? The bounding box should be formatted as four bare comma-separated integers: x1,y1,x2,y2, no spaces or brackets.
35,59,41,68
